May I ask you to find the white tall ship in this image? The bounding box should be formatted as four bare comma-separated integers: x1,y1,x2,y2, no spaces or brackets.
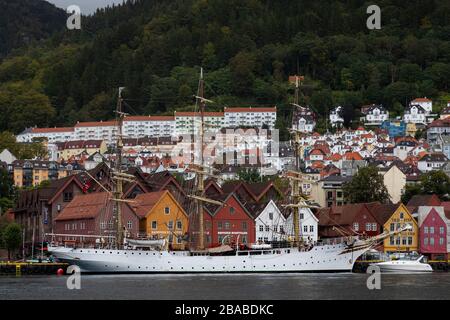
48,73,410,273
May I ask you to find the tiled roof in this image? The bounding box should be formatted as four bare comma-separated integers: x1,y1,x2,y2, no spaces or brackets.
75,121,116,127
125,115,174,121
55,192,110,221
31,127,74,133
224,107,277,113
132,191,167,218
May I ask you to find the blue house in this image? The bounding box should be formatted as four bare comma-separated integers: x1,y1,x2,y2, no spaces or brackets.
381,121,406,137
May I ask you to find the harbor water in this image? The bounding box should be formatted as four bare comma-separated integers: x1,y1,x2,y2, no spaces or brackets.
0,273,449,300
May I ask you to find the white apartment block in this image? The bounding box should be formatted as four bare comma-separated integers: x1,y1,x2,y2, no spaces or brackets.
175,112,224,136
123,116,175,138
224,107,277,129
16,108,278,145
16,127,75,143
74,121,118,145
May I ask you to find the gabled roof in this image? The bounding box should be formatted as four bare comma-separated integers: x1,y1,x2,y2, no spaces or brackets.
132,190,173,218
203,193,254,220
407,194,441,213
55,192,110,221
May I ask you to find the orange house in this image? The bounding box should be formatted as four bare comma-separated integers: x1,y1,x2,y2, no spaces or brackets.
133,190,189,250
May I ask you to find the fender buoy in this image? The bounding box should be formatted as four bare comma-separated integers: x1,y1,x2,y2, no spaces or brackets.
57,268,64,276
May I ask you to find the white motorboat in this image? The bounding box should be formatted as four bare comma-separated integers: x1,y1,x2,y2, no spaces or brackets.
371,255,433,273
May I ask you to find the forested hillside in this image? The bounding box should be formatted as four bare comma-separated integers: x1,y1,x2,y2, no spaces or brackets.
0,0,449,138
0,0,66,58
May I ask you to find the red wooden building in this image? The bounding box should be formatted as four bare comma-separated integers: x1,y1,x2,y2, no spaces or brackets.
203,193,256,247
54,192,140,245
418,207,448,260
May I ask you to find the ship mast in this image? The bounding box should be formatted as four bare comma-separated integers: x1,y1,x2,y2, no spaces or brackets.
197,68,206,250
291,76,302,247
113,87,126,249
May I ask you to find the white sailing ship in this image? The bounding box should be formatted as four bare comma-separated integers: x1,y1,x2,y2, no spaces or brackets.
48,73,411,273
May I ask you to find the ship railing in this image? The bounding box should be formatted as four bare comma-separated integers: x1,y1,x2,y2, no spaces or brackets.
317,236,360,246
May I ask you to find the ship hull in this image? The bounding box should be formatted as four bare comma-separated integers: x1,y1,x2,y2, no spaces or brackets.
49,243,372,274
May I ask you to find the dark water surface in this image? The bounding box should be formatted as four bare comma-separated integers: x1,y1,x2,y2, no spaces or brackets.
0,273,449,300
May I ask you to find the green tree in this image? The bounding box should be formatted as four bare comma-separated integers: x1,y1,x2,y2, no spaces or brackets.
2,223,22,260
343,166,390,204
402,170,450,203
237,168,262,183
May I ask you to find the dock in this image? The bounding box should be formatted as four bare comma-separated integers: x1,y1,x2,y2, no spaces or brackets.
0,262,69,276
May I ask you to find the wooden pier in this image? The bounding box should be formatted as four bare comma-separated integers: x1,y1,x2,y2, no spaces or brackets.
0,262,69,276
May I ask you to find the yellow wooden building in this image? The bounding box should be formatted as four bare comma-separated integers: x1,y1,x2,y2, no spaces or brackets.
133,190,189,250
383,203,419,253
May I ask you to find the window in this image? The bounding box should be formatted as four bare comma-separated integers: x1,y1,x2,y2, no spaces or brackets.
151,221,157,230
390,236,394,245
269,212,273,220
224,222,230,230
300,213,304,220
280,226,284,233
372,223,377,232
242,236,247,244
265,226,270,232
390,223,395,232
164,207,170,215
399,212,404,219
169,234,173,243
408,237,412,245
218,235,224,243
424,238,428,245
310,225,314,233
259,225,264,232
218,222,223,230
229,207,235,215
424,226,429,234
430,238,435,246
304,226,308,233
353,223,359,231
63,192,73,202
440,227,445,234
430,227,435,234
100,221,106,230
396,237,400,245
258,237,263,242
366,223,371,231
176,220,182,230
168,221,174,230
127,221,132,230
242,222,247,230
57,204,61,212
439,237,444,245
402,237,407,245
